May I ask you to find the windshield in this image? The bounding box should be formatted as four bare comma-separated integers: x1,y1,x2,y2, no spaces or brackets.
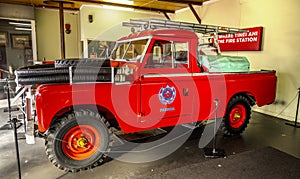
111,39,149,61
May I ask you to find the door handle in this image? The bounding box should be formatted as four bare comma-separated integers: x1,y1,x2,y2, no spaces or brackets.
183,88,189,96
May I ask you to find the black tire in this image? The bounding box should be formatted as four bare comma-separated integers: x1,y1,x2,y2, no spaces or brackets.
45,109,112,172
55,58,111,68
221,95,251,136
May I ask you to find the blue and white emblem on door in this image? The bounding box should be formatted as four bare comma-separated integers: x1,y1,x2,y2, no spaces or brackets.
159,85,176,105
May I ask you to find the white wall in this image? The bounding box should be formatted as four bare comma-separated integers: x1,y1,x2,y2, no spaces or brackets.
35,8,80,61
173,0,300,121
80,6,165,41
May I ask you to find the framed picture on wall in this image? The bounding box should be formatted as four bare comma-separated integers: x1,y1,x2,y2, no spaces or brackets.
0,32,7,46
11,34,32,49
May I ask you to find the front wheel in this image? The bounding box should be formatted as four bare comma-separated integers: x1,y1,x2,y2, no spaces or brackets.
45,110,112,172
221,95,251,136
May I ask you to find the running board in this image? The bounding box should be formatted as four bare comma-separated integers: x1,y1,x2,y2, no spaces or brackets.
114,128,167,142
181,121,210,129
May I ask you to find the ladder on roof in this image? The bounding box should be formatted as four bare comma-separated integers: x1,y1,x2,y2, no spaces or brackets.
122,19,247,34
123,19,248,55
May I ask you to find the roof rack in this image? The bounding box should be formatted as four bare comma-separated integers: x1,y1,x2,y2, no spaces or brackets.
122,19,248,34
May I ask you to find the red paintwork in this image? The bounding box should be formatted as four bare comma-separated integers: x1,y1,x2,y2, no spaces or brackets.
118,29,198,42
42,61,55,65
35,29,277,133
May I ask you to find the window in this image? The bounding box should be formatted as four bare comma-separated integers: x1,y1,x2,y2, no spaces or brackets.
174,42,188,64
112,39,148,61
145,40,189,69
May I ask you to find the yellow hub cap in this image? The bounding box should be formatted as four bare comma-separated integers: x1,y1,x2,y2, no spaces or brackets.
77,137,88,148
233,112,241,120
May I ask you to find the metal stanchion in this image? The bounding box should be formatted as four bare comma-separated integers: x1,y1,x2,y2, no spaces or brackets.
204,99,226,158
6,78,22,179
12,117,22,179
286,88,300,128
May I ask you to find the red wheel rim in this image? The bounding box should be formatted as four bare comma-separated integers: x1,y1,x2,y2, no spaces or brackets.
62,125,101,160
229,104,246,129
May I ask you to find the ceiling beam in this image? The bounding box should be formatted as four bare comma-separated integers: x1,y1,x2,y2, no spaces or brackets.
0,1,79,11
163,12,170,20
34,4,79,11
43,0,74,5
71,0,175,13
157,0,204,6
188,4,201,24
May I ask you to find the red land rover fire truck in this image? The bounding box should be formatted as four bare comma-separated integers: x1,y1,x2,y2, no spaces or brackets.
14,19,277,172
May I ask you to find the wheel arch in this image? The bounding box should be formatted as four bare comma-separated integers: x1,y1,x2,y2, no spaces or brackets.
49,104,120,131
228,92,256,108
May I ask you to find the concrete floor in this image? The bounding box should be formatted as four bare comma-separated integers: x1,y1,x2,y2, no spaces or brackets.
0,108,299,179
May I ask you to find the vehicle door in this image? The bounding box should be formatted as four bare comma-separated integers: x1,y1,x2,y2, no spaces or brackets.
138,38,197,128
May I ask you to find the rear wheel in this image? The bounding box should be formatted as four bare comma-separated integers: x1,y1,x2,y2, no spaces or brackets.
222,95,251,136
45,109,112,172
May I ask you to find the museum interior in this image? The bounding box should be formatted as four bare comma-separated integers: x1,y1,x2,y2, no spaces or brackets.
0,0,299,178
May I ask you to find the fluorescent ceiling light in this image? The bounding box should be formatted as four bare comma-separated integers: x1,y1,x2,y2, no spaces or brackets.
9,22,31,26
102,5,134,12
15,27,32,31
103,0,134,5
